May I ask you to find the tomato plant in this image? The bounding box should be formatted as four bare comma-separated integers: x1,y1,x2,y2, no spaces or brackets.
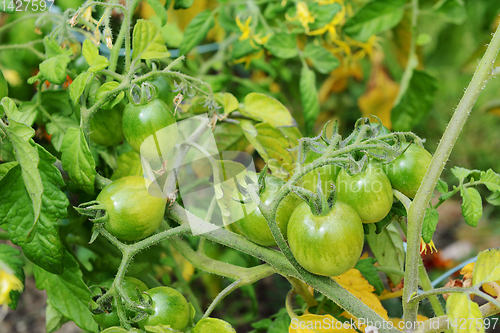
383,143,433,199
96,176,166,241
137,287,191,331
230,174,301,247
192,318,236,333
90,102,125,147
297,150,340,195
336,162,393,223
287,201,364,277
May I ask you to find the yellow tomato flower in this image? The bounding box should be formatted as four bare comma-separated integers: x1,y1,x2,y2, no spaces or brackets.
236,16,252,41
420,238,438,254
233,49,265,68
0,265,23,308
286,2,315,33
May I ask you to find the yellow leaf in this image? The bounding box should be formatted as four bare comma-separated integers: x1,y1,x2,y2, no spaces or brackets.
358,56,399,129
333,268,388,331
446,293,484,333
289,314,357,333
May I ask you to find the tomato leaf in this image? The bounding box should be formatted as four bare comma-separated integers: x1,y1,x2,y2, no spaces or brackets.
95,81,124,110
214,123,249,152
144,0,168,25
303,44,340,74
344,0,406,42
46,114,79,151
486,191,500,206
0,244,25,310
391,70,437,131
354,258,384,295
174,0,193,9
0,161,18,180
179,10,215,56
479,169,500,192
132,19,170,61
39,52,72,85
16,102,38,127
214,92,239,115
446,293,484,333
436,179,449,194
111,151,143,180
43,36,65,58
264,33,298,59
0,98,42,225
435,0,467,25
460,187,482,227
300,66,319,136
308,3,341,31
82,39,110,73
240,93,295,127
46,302,69,333
451,166,475,183
422,207,439,243
0,145,67,275
472,248,500,285
69,72,92,105
61,127,96,194
34,252,99,333
366,223,405,285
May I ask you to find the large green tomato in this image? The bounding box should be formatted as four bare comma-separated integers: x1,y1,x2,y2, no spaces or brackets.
0,69,8,101
122,99,178,159
138,287,190,331
287,201,364,276
297,151,340,195
336,162,393,223
96,176,166,241
92,277,148,329
193,318,236,333
382,143,432,198
90,102,125,147
230,175,302,247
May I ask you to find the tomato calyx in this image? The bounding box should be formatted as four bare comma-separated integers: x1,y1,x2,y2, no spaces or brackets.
75,200,108,224
128,82,157,106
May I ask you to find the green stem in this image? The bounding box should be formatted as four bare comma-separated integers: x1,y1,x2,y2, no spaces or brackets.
376,266,405,277
410,286,500,310
0,41,45,59
403,19,500,328
418,264,445,317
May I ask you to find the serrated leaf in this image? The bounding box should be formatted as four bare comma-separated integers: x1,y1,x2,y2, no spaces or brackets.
366,223,404,285
264,33,298,59
145,0,168,25
214,92,239,115
43,36,65,58
460,187,482,227
422,207,439,243
34,252,99,332
344,0,406,42
132,19,170,61
2,98,37,127
95,81,124,110
46,302,69,333
303,44,340,74
240,93,295,127
436,179,449,194
0,146,67,274
300,66,319,135
391,70,437,131
82,39,109,72
451,166,475,182
472,248,500,286
0,244,25,310
70,72,92,105
446,293,484,333
179,10,215,55
111,151,143,180
240,121,297,179
479,169,500,192
354,258,384,295
39,52,72,85
61,128,96,194
46,115,79,151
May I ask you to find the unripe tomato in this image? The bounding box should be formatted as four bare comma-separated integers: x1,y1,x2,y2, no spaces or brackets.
96,176,166,241
297,150,340,195
0,69,8,101
90,102,125,147
148,76,174,107
92,277,148,329
122,99,178,159
336,162,393,223
382,143,433,198
193,318,236,333
230,175,301,247
138,287,190,331
287,201,364,276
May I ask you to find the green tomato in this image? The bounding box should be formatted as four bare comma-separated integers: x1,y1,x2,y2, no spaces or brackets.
90,103,125,146
336,163,393,223
297,150,340,195
230,175,302,247
100,327,140,333
92,277,148,329
193,318,236,333
382,143,433,198
96,176,166,241
148,76,174,107
138,287,190,331
287,201,364,276
0,69,8,101
122,99,178,159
